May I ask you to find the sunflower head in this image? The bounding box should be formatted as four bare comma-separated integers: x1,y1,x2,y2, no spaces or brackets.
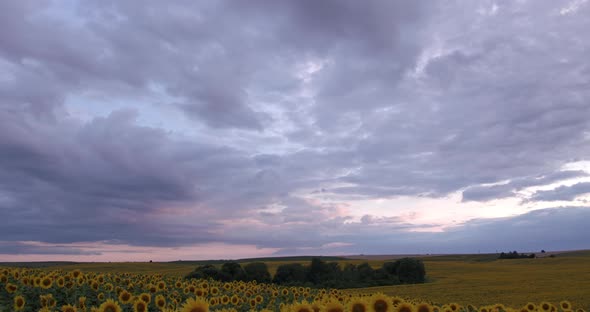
41,276,53,289
98,299,122,312
323,300,346,312
14,295,26,311
156,294,166,309
139,293,151,304
417,303,433,312
349,298,369,312
291,302,314,312
396,302,416,312
133,300,148,312
181,297,209,312
5,283,17,293
541,302,552,312
158,281,166,290
371,293,393,312
560,301,572,311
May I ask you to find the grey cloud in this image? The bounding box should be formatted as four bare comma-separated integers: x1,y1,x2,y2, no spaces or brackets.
221,207,590,255
530,182,590,202
0,242,101,256
1,0,590,256
462,170,588,202
0,109,252,246
461,184,515,202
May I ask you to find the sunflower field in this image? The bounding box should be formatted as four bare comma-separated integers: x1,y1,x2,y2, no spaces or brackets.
0,267,587,312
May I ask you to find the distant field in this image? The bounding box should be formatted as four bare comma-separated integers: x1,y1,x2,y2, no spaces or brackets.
2,250,589,309
349,252,590,309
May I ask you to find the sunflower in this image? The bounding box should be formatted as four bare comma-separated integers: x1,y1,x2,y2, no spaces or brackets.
449,304,461,312
370,293,392,312
560,301,572,311
416,303,433,312
348,298,369,312
98,292,105,301
181,298,210,312
79,297,87,309
158,281,167,290
221,295,230,305
91,281,100,291
206,286,217,295
40,276,53,289
98,299,122,312
14,295,26,311
139,293,151,304
291,302,314,312
5,282,17,293
525,303,536,312
311,301,323,312
396,302,415,312
323,300,346,312
133,300,148,312
47,295,57,308
61,304,78,312
119,290,133,304
57,277,66,288
70,269,81,278
104,283,114,292
255,295,264,304
249,298,257,308
540,302,553,312
230,295,240,305
391,297,404,306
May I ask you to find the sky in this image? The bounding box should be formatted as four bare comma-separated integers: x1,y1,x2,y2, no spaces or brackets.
1,0,590,262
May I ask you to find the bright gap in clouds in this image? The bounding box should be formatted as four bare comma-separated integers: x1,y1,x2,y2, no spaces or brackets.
311,161,590,233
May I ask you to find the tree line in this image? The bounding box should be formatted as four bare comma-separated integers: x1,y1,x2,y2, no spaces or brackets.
185,257,426,288
498,251,536,259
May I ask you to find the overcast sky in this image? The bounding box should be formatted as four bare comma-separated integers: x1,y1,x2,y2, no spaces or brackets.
1,0,590,261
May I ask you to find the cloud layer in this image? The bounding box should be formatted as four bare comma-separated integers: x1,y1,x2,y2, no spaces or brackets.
1,0,590,259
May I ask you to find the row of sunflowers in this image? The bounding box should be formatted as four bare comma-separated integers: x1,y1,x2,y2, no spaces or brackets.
0,267,585,312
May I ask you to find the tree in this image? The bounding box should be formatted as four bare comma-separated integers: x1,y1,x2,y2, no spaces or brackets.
273,263,307,285
185,265,229,281
396,258,425,284
220,262,246,281
356,262,375,284
243,262,271,283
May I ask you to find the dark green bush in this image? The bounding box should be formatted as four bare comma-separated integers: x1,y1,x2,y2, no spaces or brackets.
185,257,426,288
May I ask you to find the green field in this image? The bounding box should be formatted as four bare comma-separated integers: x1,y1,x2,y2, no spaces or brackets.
3,250,589,310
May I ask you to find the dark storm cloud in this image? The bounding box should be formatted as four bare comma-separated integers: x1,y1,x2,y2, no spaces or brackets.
0,242,101,256
1,0,590,256
530,182,590,202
